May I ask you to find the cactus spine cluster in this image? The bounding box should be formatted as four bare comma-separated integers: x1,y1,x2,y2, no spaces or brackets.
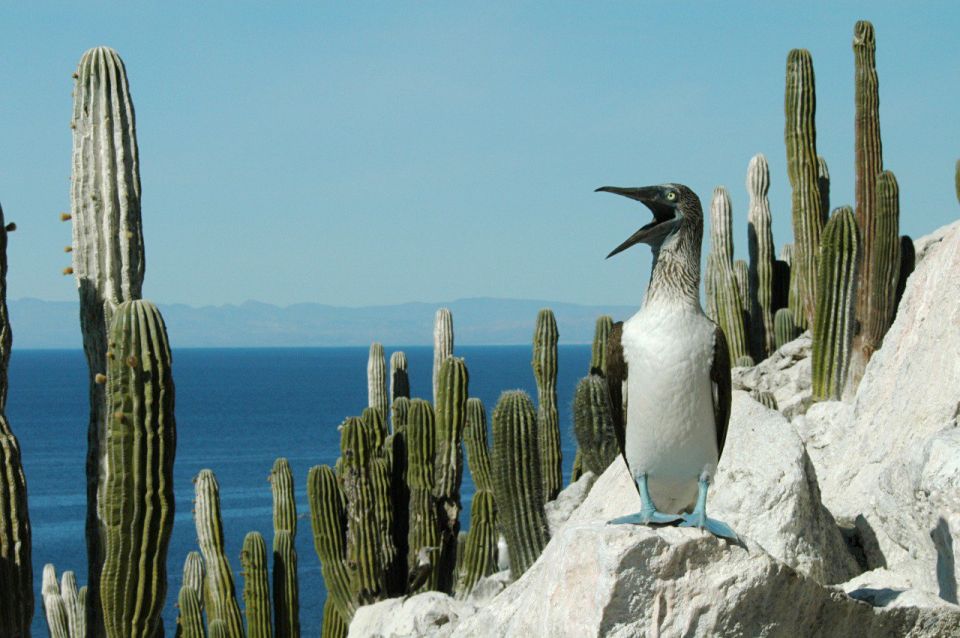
812,207,860,400
784,48,824,330
99,300,176,638
193,469,245,636
70,48,148,631
432,308,454,405
532,309,562,501
491,391,549,577
746,154,777,359
456,399,498,597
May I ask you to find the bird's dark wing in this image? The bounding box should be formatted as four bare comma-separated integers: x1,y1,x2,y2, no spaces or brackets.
605,321,627,456
711,324,732,456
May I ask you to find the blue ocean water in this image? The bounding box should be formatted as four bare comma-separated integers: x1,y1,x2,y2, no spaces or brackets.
10,344,590,636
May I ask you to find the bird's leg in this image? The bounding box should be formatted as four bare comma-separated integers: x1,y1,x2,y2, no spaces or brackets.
678,474,738,541
607,472,682,525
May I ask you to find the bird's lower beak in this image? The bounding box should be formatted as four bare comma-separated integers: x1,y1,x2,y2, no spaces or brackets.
595,185,678,258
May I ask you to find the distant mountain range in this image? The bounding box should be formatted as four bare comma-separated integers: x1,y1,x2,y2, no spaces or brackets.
8,297,638,349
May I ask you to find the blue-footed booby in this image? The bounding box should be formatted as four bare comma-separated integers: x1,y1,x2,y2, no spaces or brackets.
595,183,736,541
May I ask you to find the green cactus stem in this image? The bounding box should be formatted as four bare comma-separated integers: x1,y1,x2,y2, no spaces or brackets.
391,396,410,434
306,465,356,623
464,399,493,493
572,375,618,476
193,469,245,637
754,391,779,411
390,351,409,403
735,355,755,368
812,207,860,401
240,532,272,638
406,399,440,592
320,598,347,638
272,531,299,638
455,490,497,599
893,235,914,320
570,451,584,483
43,564,71,638
785,48,824,329
589,315,613,376
0,411,31,636
848,170,901,393
774,308,799,350
746,153,777,360
434,357,468,593
71,49,147,629
208,620,227,638
532,309,562,501
734,259,749,316
340,417,386,603
491,391,550,578
707,253,749,363
367,343,388,423
176,587,206,638
384,431,409,595
361,406,386,451
710,186,735,263
818,156,831,225
433,308,454,405
99,300,176,638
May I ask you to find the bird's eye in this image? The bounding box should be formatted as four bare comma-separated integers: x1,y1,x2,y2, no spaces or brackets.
666,191,678,201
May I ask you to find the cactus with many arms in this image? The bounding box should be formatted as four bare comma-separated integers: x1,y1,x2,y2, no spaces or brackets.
240,532,272,638
432,308,454,405
532,309,562,501
70,49,147,627
367,343,388,422
784,48,824,329
456,399,498,597
746,154,777,360
193,469,245,636
434,357,468,592
491,391,550,578
99,300,176,638
572,375,618,475
812,207,860,400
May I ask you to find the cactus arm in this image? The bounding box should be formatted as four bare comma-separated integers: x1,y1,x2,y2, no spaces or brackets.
240,532,272,638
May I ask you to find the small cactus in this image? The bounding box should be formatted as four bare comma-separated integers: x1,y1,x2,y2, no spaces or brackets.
491,391,549,578
774,308,799,350
754,391,779,411
572,375,618,476
812,207,860,401
735,355,755,368
176,587,206,638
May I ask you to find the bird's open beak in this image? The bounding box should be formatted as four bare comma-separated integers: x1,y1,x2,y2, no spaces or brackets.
595,185,678,258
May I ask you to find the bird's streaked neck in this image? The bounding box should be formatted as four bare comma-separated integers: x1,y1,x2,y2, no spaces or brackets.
644,225,702,310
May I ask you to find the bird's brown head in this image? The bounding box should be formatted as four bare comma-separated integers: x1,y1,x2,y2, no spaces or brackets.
594,183,703,258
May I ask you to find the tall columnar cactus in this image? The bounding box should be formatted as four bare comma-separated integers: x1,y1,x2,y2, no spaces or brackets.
176,587,205,638
456,398,498,598
746,153,777,360
532,309,562,501
774,308,799,350
707,253,749,363
812,207,860,401
99,300,175,638
306,465,355,626
894,235,915,319
339,417,386,603
818,156,831,225
177,552,205,631
70,49,146,629
733,259,749,316
491,391,549,578
0,417,31,632
320,598,347,638
434,357,468,593
193,469,245,637
572,375,618,475
384,430,409,595
239,532,272,638
432,308,454,406
389,351,409,403
367,343,388,421
710,186,735,263
361,406,386,450
405,399,440,592
589,315,613,376
272,531,299,638
391,396,410,434
785,48,824,329
269,458,299,637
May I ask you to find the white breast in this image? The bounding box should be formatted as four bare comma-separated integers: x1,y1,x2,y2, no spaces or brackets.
621,302,718,514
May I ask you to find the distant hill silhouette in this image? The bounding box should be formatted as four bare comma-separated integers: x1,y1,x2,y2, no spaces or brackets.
9,297,637,348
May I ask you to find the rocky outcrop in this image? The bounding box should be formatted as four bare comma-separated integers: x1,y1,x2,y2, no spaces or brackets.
732,333,813,418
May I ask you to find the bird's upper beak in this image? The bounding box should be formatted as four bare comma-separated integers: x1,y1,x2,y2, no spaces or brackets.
595,185,679,258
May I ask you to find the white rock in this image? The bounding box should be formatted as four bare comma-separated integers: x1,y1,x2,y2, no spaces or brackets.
452,524,959,637
913,219,960,265
842,568,960,610
732,332,813,418
565,392,858,584
349,591,477,638
544,470,596,536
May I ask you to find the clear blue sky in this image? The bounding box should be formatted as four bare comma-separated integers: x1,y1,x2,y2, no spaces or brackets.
1,2,957,308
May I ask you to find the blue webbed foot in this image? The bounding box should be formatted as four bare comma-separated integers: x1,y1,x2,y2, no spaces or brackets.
607,508,682,526
679,476,739,541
